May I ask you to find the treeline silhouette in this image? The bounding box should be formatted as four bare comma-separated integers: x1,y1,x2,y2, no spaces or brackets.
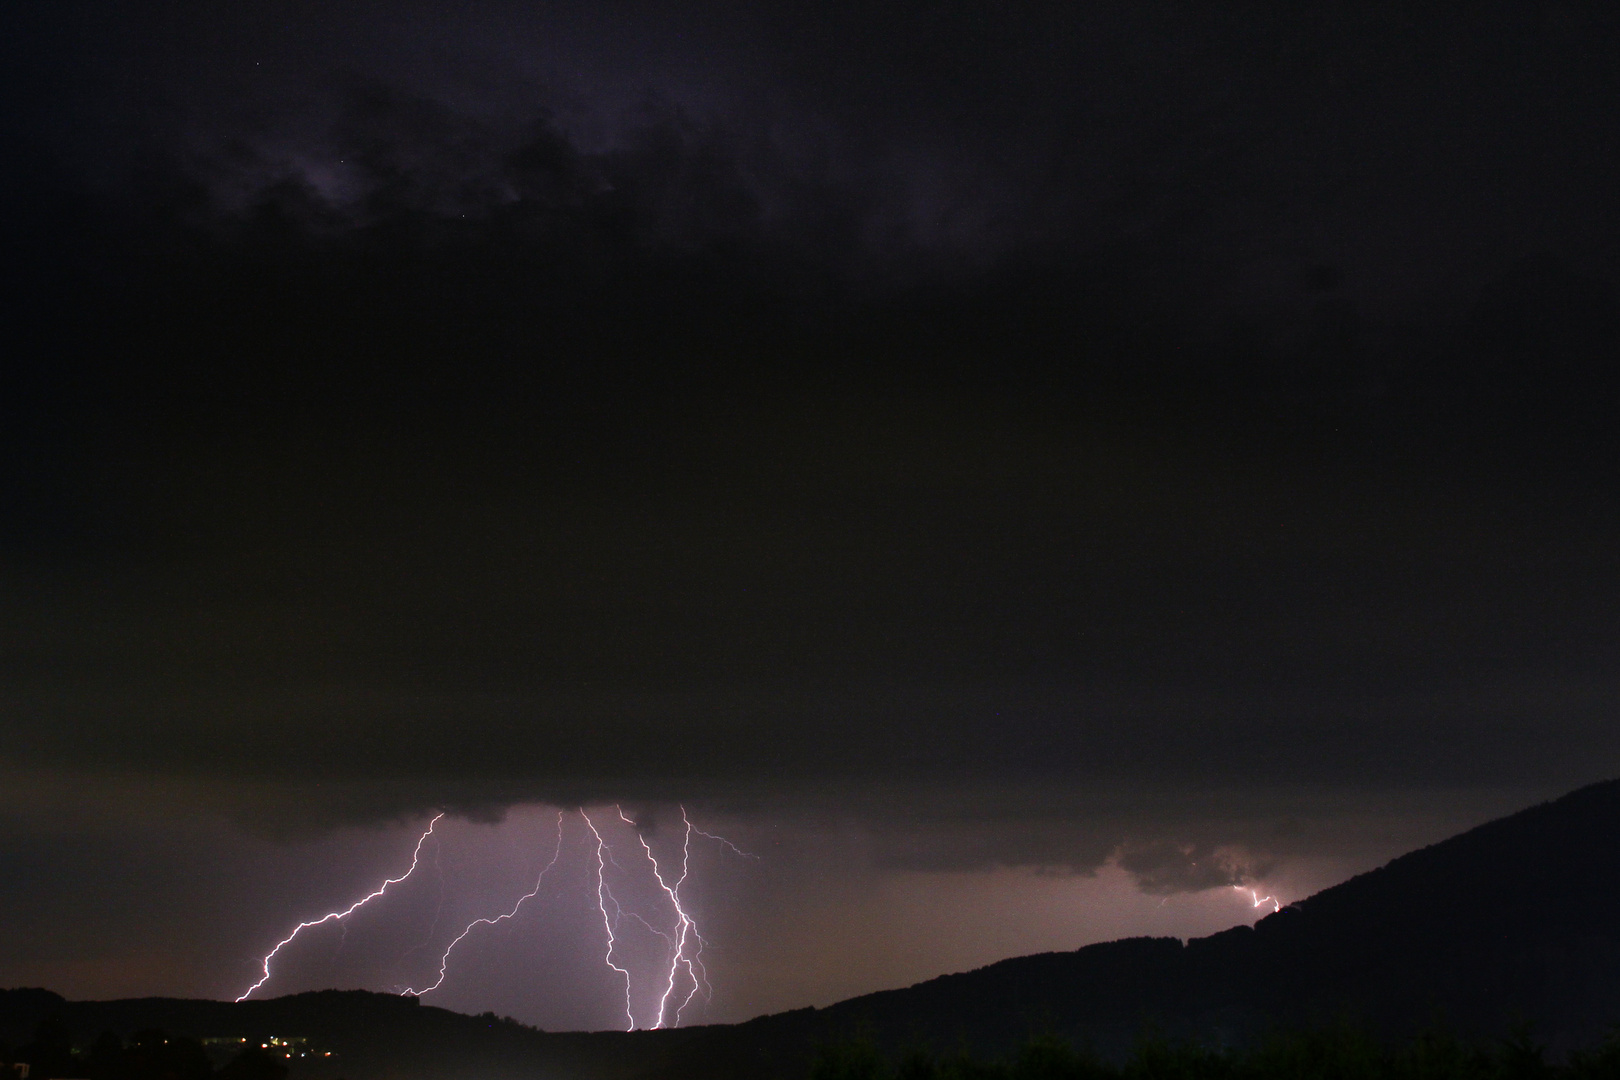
2,1020,288,1080
811,1025,1620,1080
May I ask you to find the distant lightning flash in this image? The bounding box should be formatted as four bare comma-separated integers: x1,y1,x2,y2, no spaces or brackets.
238,813,445,1002
582,809,637,1032
409,839,448,956
401,812,566,997
690,823,760,862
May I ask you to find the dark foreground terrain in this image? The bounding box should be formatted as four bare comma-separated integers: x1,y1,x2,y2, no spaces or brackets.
7,779,1620,1079
806,1026,1620,1080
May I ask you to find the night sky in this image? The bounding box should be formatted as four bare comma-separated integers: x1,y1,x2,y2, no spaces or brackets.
3,1,1620,1030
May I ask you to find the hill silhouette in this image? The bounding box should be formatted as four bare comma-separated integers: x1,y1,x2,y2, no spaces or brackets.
6,779,1620,1079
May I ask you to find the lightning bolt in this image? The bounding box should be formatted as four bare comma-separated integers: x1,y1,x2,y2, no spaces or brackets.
238,812,445,1002
400,839,448,962
401,811,566,997
622,807,699,1029
1235,885,1281,913
690,822,760,862
581,808,637,1031
239,805,755,1028
623,805,757,1028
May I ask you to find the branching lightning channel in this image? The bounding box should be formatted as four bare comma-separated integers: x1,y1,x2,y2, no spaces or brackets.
239,806,756,1028
690,823,760,862
401,811,566,997
581,808,637,1032
622,805,756,1028
238,813,445,1002
1235,885,1281,913
623,807,698,1029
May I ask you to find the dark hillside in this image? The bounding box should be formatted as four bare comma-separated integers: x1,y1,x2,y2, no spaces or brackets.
705,778,1620,1071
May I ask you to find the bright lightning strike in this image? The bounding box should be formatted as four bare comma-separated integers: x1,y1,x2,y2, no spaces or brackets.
401,812,566,997
581,808,637,1032
238,813,445,1002
1235,885,1281,913
622,805,756,1029
238,805,756,1028
623,807,700,1029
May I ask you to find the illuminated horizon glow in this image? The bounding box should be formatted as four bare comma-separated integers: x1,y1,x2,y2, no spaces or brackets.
400,811,566,997
237,813,445,1002
582,808,637,1032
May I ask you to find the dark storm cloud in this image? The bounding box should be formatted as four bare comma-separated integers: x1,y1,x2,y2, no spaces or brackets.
3,1,1620,824
21,3,1620,286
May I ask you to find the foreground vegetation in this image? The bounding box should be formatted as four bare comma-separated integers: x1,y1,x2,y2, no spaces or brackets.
812,1026,1620,1080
